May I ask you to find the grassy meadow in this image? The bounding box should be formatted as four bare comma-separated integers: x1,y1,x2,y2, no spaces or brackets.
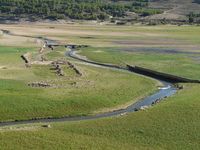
0,23,200,150
0,83,200,150
74,25,200,80
80,46,200,79
0,42,156,122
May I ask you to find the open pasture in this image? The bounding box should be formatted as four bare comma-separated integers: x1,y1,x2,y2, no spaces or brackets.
0,83,199,150
0,28,156,122
0,23,200,150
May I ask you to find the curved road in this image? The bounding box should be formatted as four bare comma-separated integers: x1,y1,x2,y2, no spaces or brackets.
0,30,177,127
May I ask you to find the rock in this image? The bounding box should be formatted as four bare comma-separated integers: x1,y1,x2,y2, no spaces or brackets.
178,85,184,90
58,70,64,76
174,84,184,90
120,112,127,116
152,98,162,105
2,67,7,69
48,45,54,50
25,63,31,68
42,124,51,128
28,82,51,88
21,55,29,63
67,61,82,76
70,82,76,85
140,106,149,110
134,108,139,111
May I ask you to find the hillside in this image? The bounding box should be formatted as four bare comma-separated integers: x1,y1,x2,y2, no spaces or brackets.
0,0,157,21
0,0,200,24
147,0,200,22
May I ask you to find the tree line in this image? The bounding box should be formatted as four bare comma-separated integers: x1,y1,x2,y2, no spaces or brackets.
0,0,162,20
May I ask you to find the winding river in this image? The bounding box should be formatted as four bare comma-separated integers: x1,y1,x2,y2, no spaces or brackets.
0,30,177,127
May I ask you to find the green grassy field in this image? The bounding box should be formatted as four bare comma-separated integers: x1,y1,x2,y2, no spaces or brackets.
0,83,199,150
0,24,200,150
80,47,200,79
69,23,200,81
0,45,157,122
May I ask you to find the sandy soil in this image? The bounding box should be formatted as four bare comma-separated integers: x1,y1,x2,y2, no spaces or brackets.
0,34,36,47
1,23,200,52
